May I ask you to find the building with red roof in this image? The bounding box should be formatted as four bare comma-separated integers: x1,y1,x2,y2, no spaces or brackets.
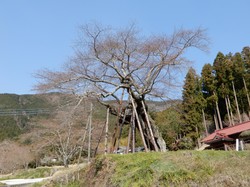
202,120,250,150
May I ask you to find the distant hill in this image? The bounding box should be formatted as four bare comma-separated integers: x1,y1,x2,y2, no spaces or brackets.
0,93,179,141
0,93,178,173
0,93,60,141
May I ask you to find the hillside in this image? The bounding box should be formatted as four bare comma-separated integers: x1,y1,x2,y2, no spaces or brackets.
0,93,109,173
0,93,173,173
2,151,249,187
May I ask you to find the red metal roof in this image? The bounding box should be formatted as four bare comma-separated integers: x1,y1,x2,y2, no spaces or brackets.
202,120,250,143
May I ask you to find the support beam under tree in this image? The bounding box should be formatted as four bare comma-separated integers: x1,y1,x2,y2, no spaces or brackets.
104,107,110,155
88,103,93,163
131,110,135,153
110,90,125,153
130,95,149,152
141,100,159,152
126,124,132,154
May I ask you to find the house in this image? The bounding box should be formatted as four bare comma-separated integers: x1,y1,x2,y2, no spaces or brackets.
202,120,250,150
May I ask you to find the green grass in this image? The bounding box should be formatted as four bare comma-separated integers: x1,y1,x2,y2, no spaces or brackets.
9,151,250,186
87,151,250,187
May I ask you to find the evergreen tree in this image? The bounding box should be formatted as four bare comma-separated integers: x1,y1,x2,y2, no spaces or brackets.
182,68,205,147
241,46,250,116
201,63,216,115
231,52,246,115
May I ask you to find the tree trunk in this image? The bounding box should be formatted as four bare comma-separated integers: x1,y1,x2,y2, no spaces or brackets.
243,77,250,117
216,101,223,129
202,109,208,135
63,156,69,168
214,92,223,129
227,96,235,126
232,81,242,123
225,97,232,126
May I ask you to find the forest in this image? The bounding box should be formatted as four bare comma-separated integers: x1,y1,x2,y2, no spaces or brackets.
157,46,250,150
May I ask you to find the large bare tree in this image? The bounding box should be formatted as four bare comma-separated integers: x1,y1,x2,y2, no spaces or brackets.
35,23,208,152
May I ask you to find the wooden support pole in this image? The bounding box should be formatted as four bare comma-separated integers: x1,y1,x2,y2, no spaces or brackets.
131,110,135,153
130,96,148,152
141,100,159,151
104,107,110,155
126,125,132,154
110,89,125,153
88,103,93,163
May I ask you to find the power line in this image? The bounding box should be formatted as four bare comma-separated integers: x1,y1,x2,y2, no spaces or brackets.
0,108,51,116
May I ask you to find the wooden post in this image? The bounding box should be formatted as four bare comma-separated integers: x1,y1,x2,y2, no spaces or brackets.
131,110,135,153
88,103,93,163
141,100,159,151
104,107,110,155
130,96,148,152
110,89,125,153
126,125,131,154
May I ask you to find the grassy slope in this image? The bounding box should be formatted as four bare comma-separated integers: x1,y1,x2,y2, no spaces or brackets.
8,151,248,187
81,151,250,187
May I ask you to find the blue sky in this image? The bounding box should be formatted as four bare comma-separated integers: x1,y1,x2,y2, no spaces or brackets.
1,0,250,95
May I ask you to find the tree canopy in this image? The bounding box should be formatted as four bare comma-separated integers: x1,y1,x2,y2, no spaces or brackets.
34,23,209,152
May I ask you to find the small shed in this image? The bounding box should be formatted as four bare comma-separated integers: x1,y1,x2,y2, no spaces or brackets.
202,120,250,150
